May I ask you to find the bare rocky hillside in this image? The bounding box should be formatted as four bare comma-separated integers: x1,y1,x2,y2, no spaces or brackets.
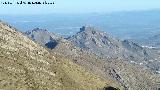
0,21,122,90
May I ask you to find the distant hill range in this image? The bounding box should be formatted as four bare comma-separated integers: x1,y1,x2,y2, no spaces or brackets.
2,9,160,40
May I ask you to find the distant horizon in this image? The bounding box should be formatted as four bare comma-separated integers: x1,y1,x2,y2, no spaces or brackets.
1,0,160,15
1,9,160,16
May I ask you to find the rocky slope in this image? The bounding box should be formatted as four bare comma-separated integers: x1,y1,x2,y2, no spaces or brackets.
68,26,160,73
0,21,122,90
52,39,157,90
25,27,159,90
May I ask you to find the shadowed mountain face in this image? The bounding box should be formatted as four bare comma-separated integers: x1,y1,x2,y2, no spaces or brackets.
45,41,58,49
104,86,119,90
0,21,121,90
25,27,159,90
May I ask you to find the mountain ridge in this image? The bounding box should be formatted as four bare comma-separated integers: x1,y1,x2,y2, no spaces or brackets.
68,26,160,73
0,21,122,90
25,26,159,90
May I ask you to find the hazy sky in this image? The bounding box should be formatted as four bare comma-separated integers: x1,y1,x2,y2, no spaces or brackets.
1,0,160,15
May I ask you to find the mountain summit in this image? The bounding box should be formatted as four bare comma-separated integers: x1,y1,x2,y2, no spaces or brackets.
68,26,121,53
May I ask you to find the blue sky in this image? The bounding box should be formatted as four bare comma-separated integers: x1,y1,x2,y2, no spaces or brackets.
0,0,160,15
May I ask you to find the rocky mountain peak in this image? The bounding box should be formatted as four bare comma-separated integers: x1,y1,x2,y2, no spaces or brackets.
68,26,121,52
79,26,97,33
25,28,60,46
77,26,109,37
25,28,48,35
